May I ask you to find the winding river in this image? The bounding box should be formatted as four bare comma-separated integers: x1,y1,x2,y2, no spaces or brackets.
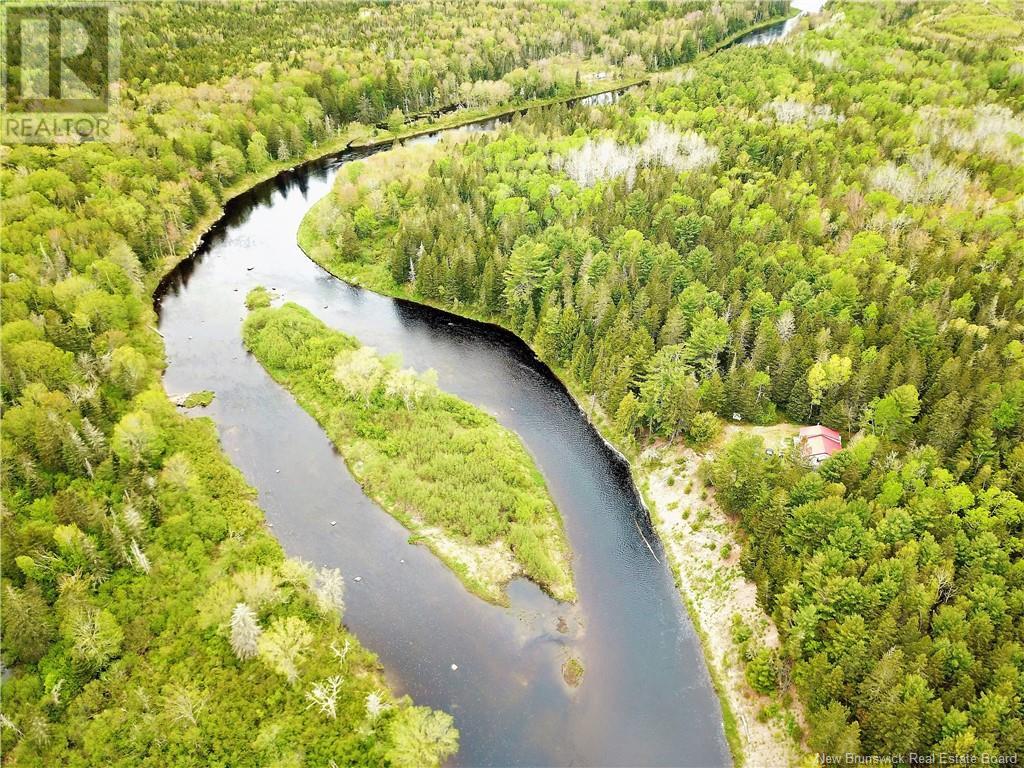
157,14,813,767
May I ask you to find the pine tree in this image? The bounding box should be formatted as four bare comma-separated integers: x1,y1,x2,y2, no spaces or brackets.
479,260,501,313
614,391,642,438
698,371,727,416
1,584,56,664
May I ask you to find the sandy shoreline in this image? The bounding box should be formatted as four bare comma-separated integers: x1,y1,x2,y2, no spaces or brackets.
638,424,808,767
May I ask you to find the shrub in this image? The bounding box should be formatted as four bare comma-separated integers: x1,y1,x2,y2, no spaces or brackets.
745,646,779,695
245,286,272,309
687,411,721,449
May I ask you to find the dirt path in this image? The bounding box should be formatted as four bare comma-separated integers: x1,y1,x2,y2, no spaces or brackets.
638,423,807,767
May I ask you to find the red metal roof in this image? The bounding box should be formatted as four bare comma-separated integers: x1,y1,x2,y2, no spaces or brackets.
799,424,842,461
799,424,842,442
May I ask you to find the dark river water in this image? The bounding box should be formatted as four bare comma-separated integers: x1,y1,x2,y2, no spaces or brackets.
157,15,811,767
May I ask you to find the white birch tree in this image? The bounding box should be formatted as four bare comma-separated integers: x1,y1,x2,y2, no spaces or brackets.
306,675,343,719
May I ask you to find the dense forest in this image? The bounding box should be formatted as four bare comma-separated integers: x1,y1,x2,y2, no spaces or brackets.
123,0,788,105
242,296,574,604
300,0,1024,759
0,0,791,763
5,0,1022,763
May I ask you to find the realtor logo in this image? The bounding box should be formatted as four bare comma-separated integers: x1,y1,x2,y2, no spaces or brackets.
2,3,120,143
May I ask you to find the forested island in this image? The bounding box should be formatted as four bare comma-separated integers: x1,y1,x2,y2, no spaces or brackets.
2,0,1022,766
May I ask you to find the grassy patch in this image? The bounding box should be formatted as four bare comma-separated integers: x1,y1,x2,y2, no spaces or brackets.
180,390,215,408
245,286,273,310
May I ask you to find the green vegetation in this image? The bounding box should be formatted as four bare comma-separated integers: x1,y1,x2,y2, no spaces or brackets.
242,298,574,603
914,0,1024,43
299,0,1024,760
0,391,456,765
121,0,785,95
744,646,781,697
562,656,585,688
2,1,791,758
4,0,1022,761
180,390,215,408
245,286,274,310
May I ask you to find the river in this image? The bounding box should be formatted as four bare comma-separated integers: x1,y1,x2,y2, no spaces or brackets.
157,12,815,767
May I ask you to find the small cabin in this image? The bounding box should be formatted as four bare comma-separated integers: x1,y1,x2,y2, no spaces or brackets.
798,424,842,466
